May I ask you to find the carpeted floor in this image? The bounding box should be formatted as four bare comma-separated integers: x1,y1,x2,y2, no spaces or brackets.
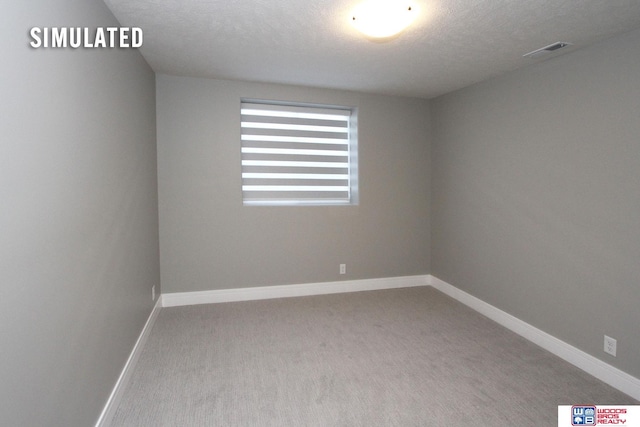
110,286,637,426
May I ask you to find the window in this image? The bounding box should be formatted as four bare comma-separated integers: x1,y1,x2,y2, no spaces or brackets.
241,100,358,206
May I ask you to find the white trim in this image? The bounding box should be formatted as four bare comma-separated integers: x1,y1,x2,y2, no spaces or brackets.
428,275,640,401
95,296,163,427
96,274,639,425
161,275,429,308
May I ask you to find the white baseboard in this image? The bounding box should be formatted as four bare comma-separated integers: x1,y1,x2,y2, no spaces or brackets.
95,296,163,427
428,275,640,401
97,274,638,426
161,275,430,307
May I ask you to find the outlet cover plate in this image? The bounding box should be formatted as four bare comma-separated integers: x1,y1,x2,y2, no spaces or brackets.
604,335,617,357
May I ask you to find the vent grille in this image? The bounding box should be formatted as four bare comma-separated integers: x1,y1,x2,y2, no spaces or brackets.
523,42,571,59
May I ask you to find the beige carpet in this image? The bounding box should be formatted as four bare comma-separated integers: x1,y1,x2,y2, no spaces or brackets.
110,286,636,426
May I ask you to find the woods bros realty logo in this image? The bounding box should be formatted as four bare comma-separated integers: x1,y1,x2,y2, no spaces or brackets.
558,405,640,426
29,27,143,48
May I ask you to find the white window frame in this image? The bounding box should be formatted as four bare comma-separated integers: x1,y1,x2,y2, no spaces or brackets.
241,99,358,206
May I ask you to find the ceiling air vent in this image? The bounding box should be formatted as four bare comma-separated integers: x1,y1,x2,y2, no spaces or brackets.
523,42,571,59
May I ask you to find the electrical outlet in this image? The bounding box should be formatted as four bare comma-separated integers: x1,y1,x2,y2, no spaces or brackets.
340,264,346,275
152,285,156,301
604,335,617,357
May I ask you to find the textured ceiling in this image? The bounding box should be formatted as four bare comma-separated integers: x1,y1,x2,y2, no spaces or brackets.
103,0,640,99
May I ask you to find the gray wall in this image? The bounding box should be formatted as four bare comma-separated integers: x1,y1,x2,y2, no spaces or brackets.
431,29,640,378
1,2,159,426
157,75,431,293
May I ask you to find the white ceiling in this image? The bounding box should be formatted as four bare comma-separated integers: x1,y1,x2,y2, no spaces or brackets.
103,0,640,99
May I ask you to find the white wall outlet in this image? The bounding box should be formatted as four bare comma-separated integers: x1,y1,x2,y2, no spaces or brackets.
152,285,156,301
339,264,346,275
604,335,617,357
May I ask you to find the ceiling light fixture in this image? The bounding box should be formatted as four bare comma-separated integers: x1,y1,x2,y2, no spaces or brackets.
351,1,417,39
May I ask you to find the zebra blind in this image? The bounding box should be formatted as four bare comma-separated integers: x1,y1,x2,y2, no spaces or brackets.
241,100,356,205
